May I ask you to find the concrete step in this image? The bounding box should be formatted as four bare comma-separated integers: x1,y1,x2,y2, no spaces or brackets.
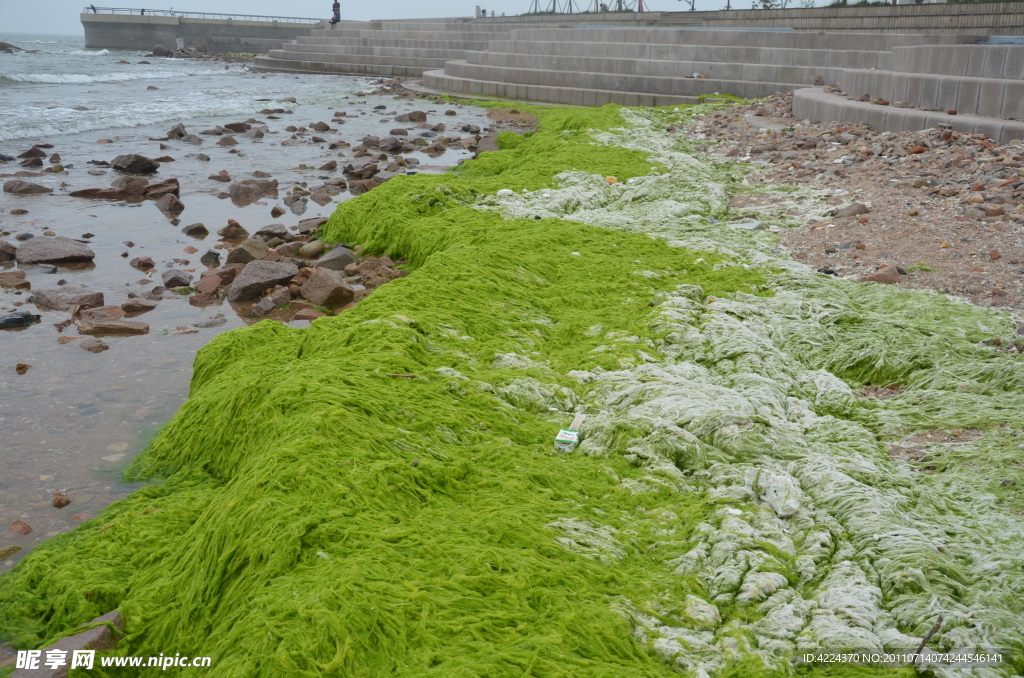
442,59,797,99
793,87,1024,145
251,55,430,77
464,50,853,86
422,68,699,107
265,49,447,71
504,27,975,50
482,39,892,70
891,44,1024,78
838,68,1024,120
284,39,492,53
280,43,484,59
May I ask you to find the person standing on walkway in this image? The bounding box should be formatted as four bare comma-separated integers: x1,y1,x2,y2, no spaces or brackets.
329,0,341,28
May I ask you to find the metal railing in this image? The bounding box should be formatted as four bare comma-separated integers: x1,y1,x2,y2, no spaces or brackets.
81,6,323,22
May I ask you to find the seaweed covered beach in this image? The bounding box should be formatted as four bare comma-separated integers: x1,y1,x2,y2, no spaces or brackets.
3,100,1024,677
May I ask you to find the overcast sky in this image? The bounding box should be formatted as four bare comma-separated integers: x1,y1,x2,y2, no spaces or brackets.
0,0,738,35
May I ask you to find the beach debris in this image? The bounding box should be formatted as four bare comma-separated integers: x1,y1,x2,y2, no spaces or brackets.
554,414,586,452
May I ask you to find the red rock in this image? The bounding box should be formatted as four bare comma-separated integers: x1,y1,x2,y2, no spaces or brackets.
218,219,249,239
7,519,31,535
195,274,221,294
294,308,326,321
908,146,927,154
301,267,354,306
990,249,1002,260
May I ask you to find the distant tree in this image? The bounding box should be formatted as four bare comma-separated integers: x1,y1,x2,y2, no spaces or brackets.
799,0,816,6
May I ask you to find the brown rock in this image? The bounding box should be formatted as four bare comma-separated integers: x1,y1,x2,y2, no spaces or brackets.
111,154,160,173
195,275,221,294
53,492,71,508
201,267,238,286
858,265,902,285
15,363,31,375
80,337,109,352
79,305,127,320
835,202,870,218
121,298,159,314
216,135,238,146
227,260,299,301
155,193,184,215
76,316,149,335
4,179,52,196
130,256,155,270
0,270,27,287
301,267,354,307
319,160,337,171
990,249,1003,260
271,205,286,218
210,170,231,182
983,203,1006,217
294,308,326,321
218,219,249,239
226,236,269,265
17,237,94,264
145,179,180,198
69,187,127,200
7,520,32,535
18,147,46,159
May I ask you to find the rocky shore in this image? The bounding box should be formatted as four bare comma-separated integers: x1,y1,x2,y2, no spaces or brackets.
689,92,1024,315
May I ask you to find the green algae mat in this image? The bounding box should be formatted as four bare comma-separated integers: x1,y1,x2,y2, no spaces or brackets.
3,103,1024,678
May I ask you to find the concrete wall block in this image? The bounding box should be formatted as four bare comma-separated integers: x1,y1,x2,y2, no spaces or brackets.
1000,121,1024,145
936,76,960,111
891,73,909,104
583,88,597,107
901,109,931,131
790,49,812,67
1003,47,1024,80
638,93,656,107
972,118,1005,142
947,46,970,77
982,45,1008,79
976,79,1005,118
966,45,988,78
884,108,909,133
709,45,729,63
918,75,939,110
1000,80,1024,121
623,92,640,107
678,44,697,61
955,78,982,115
904,74,923,107
709,62,743,81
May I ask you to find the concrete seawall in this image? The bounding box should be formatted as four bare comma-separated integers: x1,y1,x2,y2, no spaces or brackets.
81,12,324,53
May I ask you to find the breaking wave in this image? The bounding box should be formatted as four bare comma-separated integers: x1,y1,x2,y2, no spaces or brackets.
0,70,194,85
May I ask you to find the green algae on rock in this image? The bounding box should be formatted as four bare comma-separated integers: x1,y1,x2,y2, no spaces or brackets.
1,102,1023,678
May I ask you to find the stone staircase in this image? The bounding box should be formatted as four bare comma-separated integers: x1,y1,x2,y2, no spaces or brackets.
423,27,976,107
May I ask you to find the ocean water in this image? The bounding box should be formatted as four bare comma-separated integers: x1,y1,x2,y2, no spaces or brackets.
0,33,364,143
